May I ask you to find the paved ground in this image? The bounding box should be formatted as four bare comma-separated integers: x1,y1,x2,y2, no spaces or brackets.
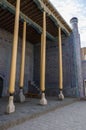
0,97,77,130
7,101,86,130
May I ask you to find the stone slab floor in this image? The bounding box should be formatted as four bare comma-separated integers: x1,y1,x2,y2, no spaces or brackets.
0,97,78,130
7,101,86,130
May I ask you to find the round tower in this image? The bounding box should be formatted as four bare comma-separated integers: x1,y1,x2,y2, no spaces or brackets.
70,17,83,97
70,17,79,34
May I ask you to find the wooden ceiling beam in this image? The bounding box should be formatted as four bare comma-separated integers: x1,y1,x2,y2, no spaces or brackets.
0,14,14,24
0,19,14,27
21,2,34,10
0,0,56,41
33,0,71,35
24,10,41,19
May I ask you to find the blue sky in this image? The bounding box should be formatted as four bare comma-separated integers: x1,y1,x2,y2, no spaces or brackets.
50,0,86,47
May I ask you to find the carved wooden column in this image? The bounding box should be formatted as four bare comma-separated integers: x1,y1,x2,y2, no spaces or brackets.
58,27,64,100
40,11,47,105
19,21,26,102
7,0,20,113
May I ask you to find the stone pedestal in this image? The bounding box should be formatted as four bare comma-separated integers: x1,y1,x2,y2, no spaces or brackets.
19,89,25,103
40,93,47,105
58,91,64,100
7,96,15,114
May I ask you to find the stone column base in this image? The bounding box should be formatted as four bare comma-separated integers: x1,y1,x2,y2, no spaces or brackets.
58,90,64,100
19,89,25,103
7,96,15,114
40,93,47,105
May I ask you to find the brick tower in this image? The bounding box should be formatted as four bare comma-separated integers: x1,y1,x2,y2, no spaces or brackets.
70,17,83,97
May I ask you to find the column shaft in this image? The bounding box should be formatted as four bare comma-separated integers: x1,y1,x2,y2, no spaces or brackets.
40,11,46,92
9,0,20,94
58,27,63,90
19,21,26,88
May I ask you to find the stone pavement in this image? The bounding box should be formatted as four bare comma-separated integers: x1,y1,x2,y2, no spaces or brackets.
7,101,86,130
0,97,78,130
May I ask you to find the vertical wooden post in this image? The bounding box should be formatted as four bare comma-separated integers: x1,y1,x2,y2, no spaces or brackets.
40,11,47,105
59,27,63,90
19,21,26,102
20,22,26,88
58,27,64,100
7,0,20,113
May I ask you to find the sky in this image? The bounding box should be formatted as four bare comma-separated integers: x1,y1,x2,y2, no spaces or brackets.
49,0,86,47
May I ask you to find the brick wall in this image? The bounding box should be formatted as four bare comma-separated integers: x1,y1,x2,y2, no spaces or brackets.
73,35,83,96
82,61,86,96
34,33,79,97
0,27,83,97
70,18,83,97
62,34,77,97
82,61,86,80
0,28,34,96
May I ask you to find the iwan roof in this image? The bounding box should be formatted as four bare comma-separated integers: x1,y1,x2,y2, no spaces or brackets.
0,0,72,44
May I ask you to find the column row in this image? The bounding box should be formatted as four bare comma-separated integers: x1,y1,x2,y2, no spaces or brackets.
6,0,64,114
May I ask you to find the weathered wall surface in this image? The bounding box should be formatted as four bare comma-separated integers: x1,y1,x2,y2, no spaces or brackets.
62,34,77,97
0,28,34,96
82,61,86,80
34,33,79,97
73,33,83,97
82,61,86,96
70,18,83,97
0,27,83,98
